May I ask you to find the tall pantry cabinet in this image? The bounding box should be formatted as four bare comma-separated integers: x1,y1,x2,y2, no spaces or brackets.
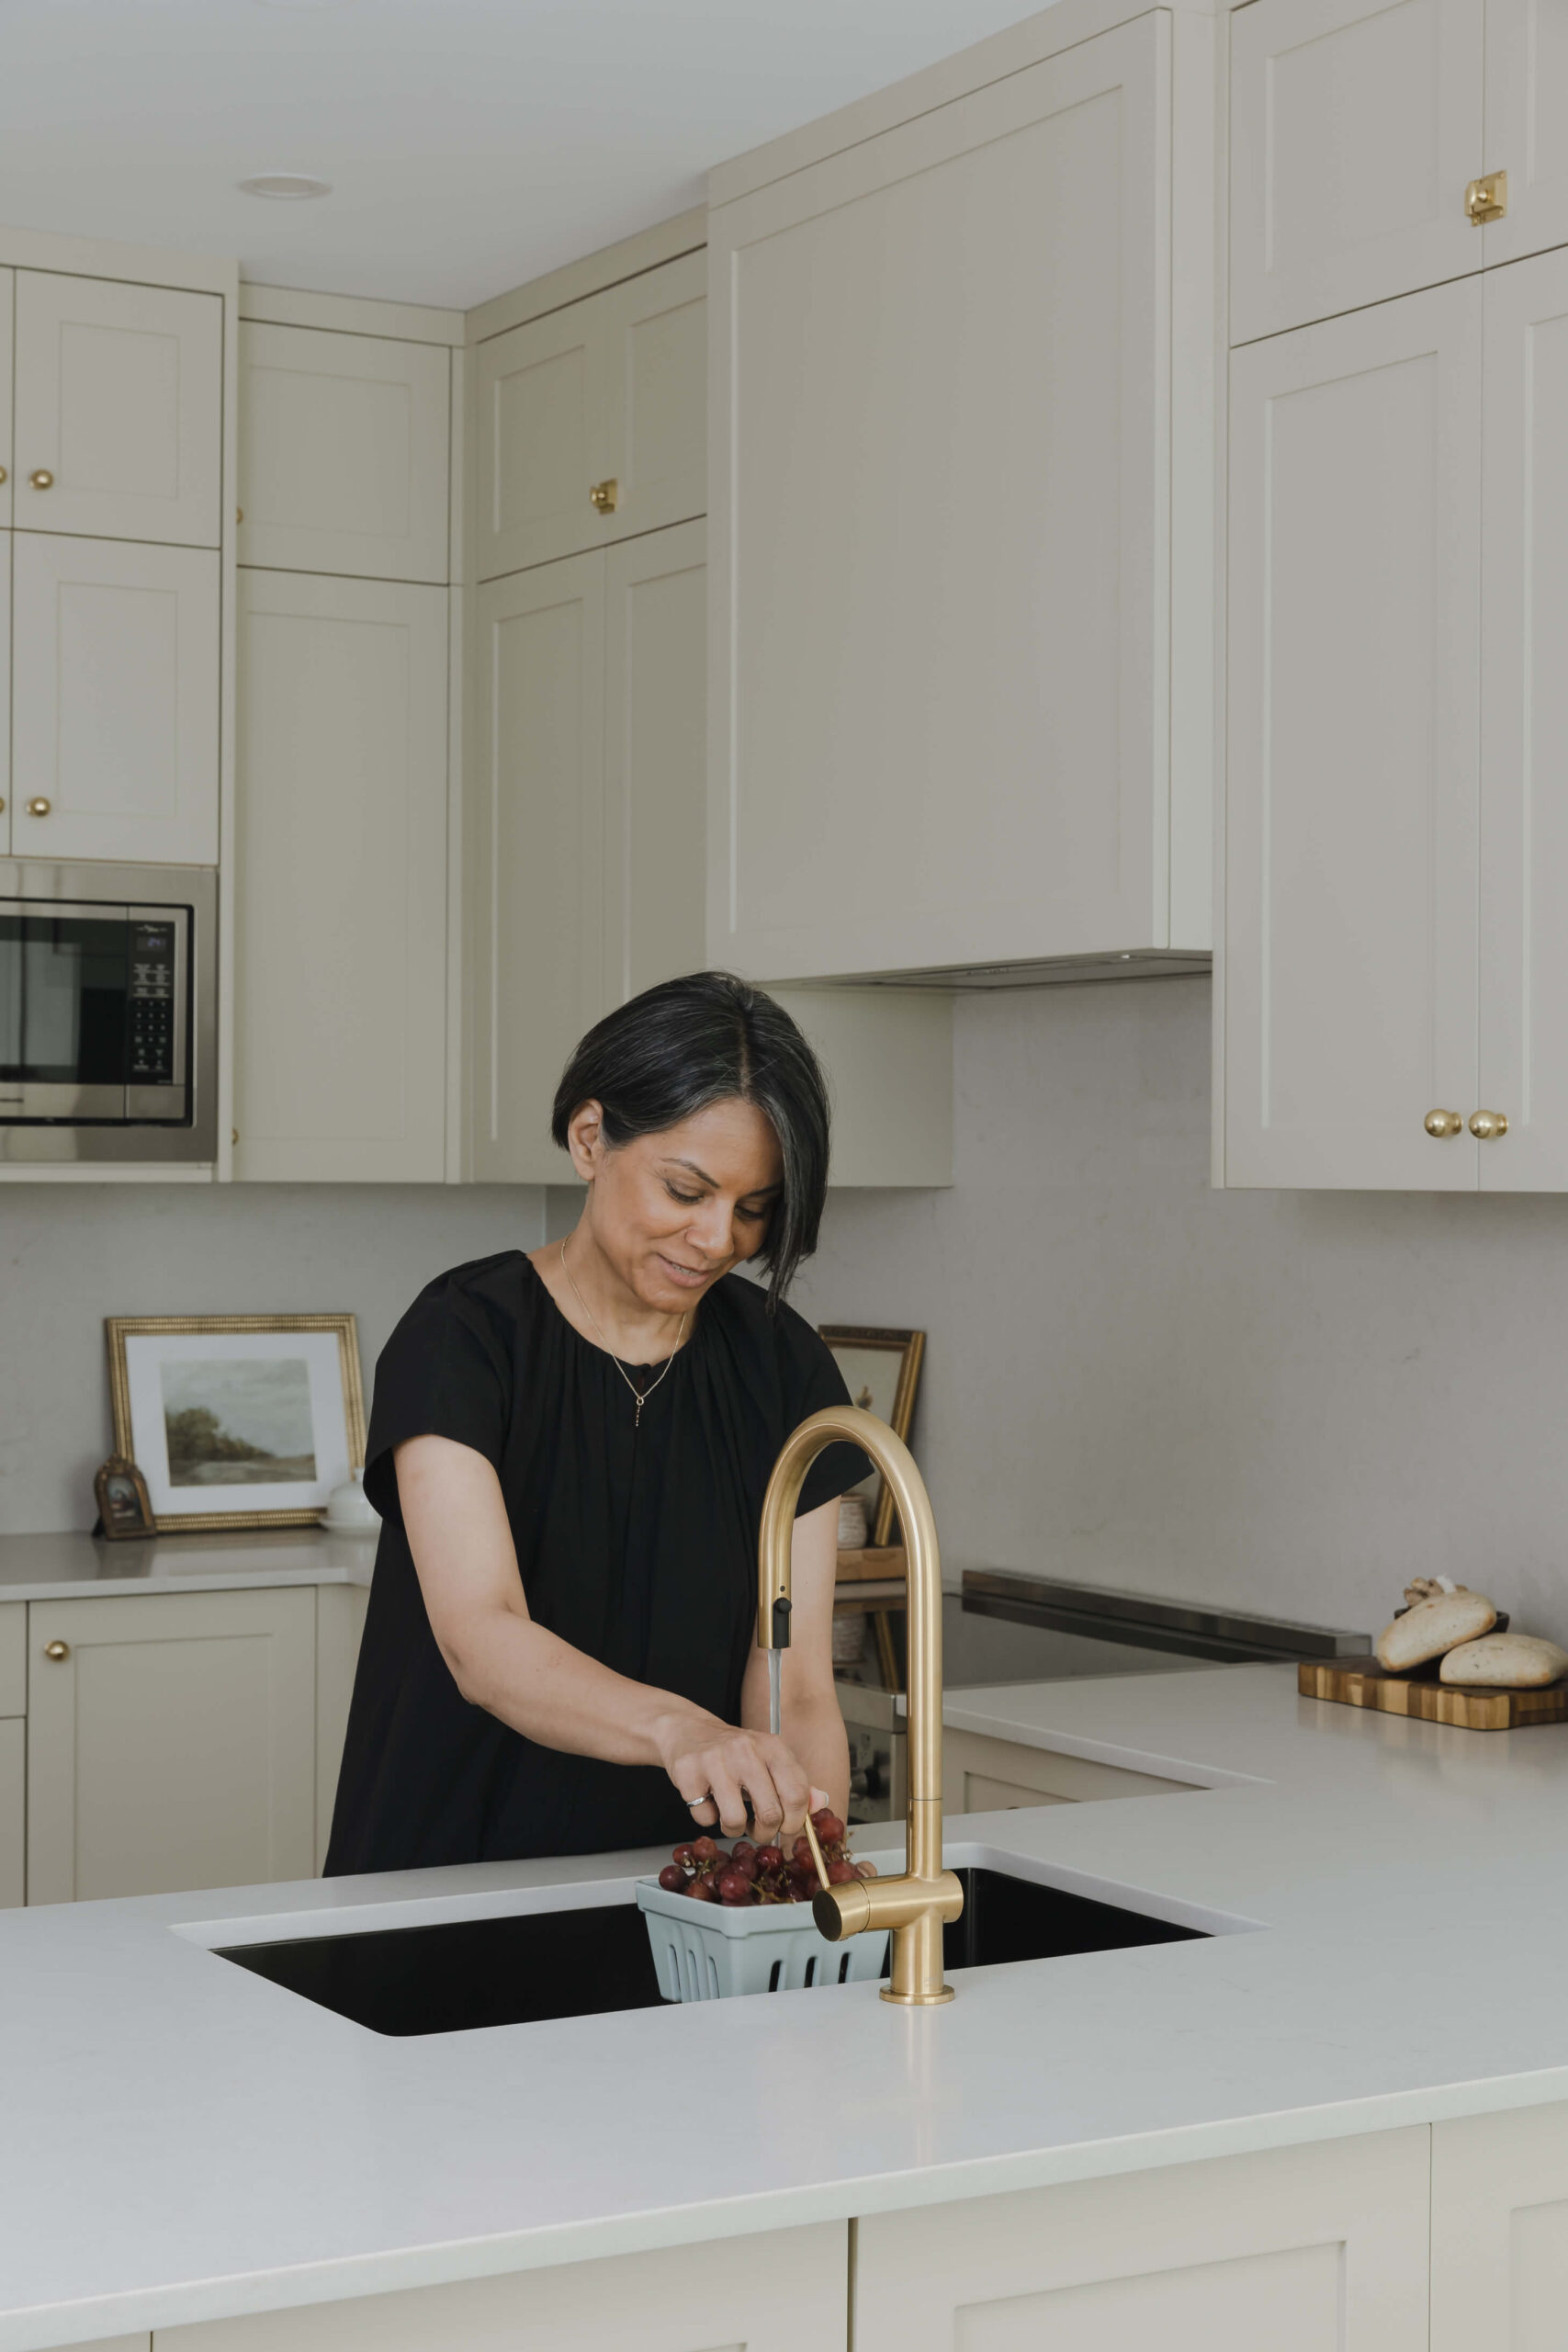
232,290,461,1182
1223,0,1568,1191
466,224,953,1187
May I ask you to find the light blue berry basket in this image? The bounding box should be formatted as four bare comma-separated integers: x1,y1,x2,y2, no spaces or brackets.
636,1875,889,2000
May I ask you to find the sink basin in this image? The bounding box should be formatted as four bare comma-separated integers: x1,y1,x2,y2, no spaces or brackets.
214,1867,1206,2036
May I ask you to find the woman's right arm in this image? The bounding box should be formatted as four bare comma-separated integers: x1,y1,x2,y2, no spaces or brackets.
395,1434,823,1839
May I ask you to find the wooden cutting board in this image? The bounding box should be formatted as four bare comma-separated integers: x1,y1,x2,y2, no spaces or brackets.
1298,1657,1568,1731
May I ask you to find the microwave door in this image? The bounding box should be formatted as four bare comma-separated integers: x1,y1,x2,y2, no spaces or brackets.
0,903,131,1122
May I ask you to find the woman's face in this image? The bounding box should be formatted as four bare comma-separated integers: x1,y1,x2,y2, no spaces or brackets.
569,1095,784,1315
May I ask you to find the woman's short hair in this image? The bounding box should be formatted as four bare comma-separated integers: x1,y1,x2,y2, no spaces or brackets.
551,972,829,1306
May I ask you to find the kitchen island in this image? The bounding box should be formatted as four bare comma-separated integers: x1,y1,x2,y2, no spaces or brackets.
6,1662,1566,2351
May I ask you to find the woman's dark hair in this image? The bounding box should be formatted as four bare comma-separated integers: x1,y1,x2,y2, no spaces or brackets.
551,972,829,1307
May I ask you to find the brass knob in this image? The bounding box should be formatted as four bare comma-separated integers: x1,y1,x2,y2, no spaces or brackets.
0,465,8,485
1424,1109,1465,1138
589,478,619,514
1465,170,1507,224
43,1641,69,1662
28,469,53,490
1470,1109,1509,1140
236,504,243,525
0,797,6,815
231,1126,239,1147
25,797,51,818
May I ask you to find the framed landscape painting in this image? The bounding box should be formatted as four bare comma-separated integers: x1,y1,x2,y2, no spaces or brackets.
105,1314,367,1532
818,1325,925,1548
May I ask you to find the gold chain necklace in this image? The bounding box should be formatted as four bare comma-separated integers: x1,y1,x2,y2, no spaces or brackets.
559,1241,688,1429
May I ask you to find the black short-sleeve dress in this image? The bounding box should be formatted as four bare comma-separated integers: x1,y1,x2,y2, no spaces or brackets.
323,1251,870,1875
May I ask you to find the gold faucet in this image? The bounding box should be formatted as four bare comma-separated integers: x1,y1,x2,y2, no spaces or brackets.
758,1404,964,2005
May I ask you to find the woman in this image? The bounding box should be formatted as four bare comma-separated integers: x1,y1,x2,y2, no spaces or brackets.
325,972,871,1875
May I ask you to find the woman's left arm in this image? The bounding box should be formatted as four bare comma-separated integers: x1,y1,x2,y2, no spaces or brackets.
739,1496,850,1823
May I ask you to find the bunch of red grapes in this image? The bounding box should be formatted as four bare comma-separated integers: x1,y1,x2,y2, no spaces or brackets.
656,1808,874,1905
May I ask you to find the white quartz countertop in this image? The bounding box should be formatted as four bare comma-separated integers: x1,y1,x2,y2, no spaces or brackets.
7,1662,1568,2349
0,1526,376,1600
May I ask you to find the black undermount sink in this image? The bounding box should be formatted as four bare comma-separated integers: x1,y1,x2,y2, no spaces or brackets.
215,1869,1207,2036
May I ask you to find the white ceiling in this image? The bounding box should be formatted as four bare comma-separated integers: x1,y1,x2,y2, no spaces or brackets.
0,0,1045,312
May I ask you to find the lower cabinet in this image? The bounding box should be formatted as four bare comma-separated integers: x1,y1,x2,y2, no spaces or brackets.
159,2222,846,2352
1431,2100,1568,2349
0,1718,23,1909
943,1726,1199,1815
314,1580,370,1869
26,1589,317,1904
855,2128,1429,2350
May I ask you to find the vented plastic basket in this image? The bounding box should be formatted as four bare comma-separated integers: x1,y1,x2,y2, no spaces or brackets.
637,1876,889,2001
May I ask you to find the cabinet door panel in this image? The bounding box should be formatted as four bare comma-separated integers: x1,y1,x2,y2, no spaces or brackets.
1229,0,1483,345
474,302,605,580
235,572,448,1181
1477,251,1568,1184
0,266,13,529
163,2223,845,2352
12,534,220,865
469,553,604,1182
1433,2103,1568,2348
599,251,705,546
1483,0,1568,266
604,519,706,1004
239,324,450,582
1225,281,1482,1186
27,1589,315,1904
0,530,10,858
710,16,1169,980
15,272,222,547
0,1719,22,1909
856,2129,1429,2352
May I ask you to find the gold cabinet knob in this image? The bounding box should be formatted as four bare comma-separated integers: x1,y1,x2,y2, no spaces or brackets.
0,797,6,815
28,468,54,490
1424,1109,1465,1138
0,465,8,485
1470,1109,1509,1139
589,477,619,514
43,1641,69,1662
1465,170,1508,224
25,797,51,818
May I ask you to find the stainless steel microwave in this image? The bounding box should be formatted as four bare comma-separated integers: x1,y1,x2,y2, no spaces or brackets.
0,861,217,1165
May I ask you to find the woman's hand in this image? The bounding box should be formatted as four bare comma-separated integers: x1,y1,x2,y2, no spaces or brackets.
653,1709,827,1839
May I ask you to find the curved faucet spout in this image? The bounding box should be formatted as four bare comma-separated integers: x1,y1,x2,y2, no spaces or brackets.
758,1404,963,2006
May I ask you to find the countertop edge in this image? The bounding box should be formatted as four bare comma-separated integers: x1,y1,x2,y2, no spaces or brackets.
7,2064,1568,2352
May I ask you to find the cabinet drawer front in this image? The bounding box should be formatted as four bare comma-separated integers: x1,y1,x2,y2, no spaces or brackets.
27,1588,315,1905
856,2129,1429,2350
943,1726,1197,1814
0,1600,22,1716
234,571,449,1182
239,323,450,582
1229,0,1483,345
15,271,222,547
11,534,220,866
1224,279,1483,1188
709,15,1170,981
160,2222,847,2352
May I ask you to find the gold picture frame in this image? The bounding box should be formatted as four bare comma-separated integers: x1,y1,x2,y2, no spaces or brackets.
105,1314,367,1534
818,1325,925,1548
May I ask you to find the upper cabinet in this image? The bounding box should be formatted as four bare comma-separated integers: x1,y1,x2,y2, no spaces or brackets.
1230,0,1568,345
0,268,13,531
238,322,451,581
473,248,705,580
13,271,222,546
707,11,1216,984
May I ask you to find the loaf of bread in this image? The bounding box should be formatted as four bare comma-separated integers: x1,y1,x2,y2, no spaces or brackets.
1439,1633,1568,1688
1375,1588,1496,1671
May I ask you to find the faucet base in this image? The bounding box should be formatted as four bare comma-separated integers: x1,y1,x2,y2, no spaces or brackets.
880,1983,954,2006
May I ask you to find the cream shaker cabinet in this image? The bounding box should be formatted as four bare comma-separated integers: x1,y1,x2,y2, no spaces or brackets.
14,271,222,548
473,248,705,581
11,532,221,866
1431,2101,1568,2348
0,1605,23,1910
0,532,10,857
234,571,450,1182
853,2128,1429,2351
707,12,1214,985
1224,281,1483,1190
26,1589,316,1905
1484,0,1568,263
238,322,451,582
0,266,13,530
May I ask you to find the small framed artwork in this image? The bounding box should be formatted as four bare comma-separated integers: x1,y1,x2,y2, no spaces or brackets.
818,1325,925,1547
105,1315,367,1533
93,1453,156,1543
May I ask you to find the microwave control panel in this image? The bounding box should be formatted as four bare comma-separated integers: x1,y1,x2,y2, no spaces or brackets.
129,921,177,1084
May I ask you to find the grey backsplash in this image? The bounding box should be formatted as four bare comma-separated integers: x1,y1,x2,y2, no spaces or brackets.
8,974,1568,1654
